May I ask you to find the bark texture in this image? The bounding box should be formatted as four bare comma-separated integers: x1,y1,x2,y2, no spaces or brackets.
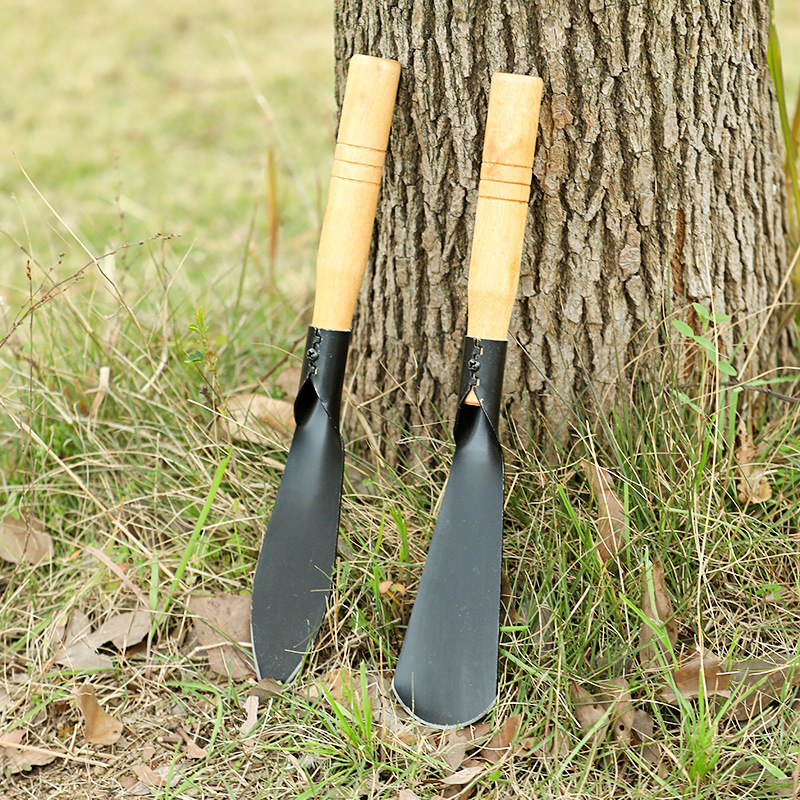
334,0,789,445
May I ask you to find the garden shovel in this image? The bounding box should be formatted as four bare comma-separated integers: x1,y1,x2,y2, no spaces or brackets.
251,54,400,683
392,73,543,728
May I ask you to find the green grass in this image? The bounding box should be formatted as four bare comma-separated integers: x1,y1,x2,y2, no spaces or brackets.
3,3,800,799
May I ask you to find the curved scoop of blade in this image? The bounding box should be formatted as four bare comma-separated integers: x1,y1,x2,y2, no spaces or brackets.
251,328,349,684
392,374,506,727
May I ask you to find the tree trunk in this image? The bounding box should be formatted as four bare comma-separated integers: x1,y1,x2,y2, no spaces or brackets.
334,0,790,449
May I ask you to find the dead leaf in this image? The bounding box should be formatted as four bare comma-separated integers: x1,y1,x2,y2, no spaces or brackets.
88,365,111,419
530,603,555,661
571,679,633,748
398,791,423,800
596,678,634,747
275,366,303,397
660,649,730,704
0,729,57,773
570,682,609,743
240,694,260,736
177,725,207,758
219,393,295,443
132,763,173,787
0,516,54,565
735,422,772,504
319,667,354,706
52,609,114,671
88,609,151,651
76,684,123,745
313,668,434,748
581,459,625,562
250,677,284,701
631,709,661,765
500,571,519,625
188,593,255,680
480,714,521,764
438,727,475,770
441,763,485,785
726,659,800,721
639,560,678,671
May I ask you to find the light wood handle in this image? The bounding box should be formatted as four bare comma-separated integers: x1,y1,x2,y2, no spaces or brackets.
466,73,543,341
311,55,400,330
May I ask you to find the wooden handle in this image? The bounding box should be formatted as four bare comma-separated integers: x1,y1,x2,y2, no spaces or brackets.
311,55,400,330
466,73,543,341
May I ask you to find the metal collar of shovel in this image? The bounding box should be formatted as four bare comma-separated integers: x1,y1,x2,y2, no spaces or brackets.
458,337,507,433
297,326,351,426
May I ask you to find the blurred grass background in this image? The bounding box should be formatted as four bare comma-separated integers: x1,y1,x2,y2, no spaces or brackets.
2,1,799,317
0,0,800,306
778,0,800,105
1,0,334,315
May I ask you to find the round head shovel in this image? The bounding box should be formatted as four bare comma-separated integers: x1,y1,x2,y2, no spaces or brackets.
392,73,544,728
251,55,400,684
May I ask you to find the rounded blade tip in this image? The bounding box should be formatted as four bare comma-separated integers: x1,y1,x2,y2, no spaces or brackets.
390,674,496,730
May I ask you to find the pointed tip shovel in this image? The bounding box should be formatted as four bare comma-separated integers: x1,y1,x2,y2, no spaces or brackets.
392,72,544,728
251,55,400,684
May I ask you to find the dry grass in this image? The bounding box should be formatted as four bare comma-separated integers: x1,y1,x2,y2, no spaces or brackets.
3,248,800,798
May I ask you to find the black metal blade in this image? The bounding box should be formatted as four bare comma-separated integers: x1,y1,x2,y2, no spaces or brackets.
393,338,507,728
251,328,349,683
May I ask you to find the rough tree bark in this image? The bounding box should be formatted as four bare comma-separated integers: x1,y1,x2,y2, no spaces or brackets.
334,0,790,447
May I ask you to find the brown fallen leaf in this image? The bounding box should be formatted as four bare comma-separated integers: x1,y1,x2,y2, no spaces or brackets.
88,365,111,420
187,593,255,680
88,609,151,651
726,659,800,721
131,763,175,788
735,422,772,505
219,393,295,444
250,677,284,701
580,459,626,562
313,668,436,748
441,763,485,785
631,709,661,765
529,603,556,663
500,571,519,625
177,725,207,758
53,609,114,671
660,649,730,704
639,560,678,672
438,726,477,771
275,365,303,397
597,678,634,747
240,694,260,737
571,679,634,748
76,684,123,745
0,515,54,565
570,682,609,743
0,729,57,774
480,714,522,764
